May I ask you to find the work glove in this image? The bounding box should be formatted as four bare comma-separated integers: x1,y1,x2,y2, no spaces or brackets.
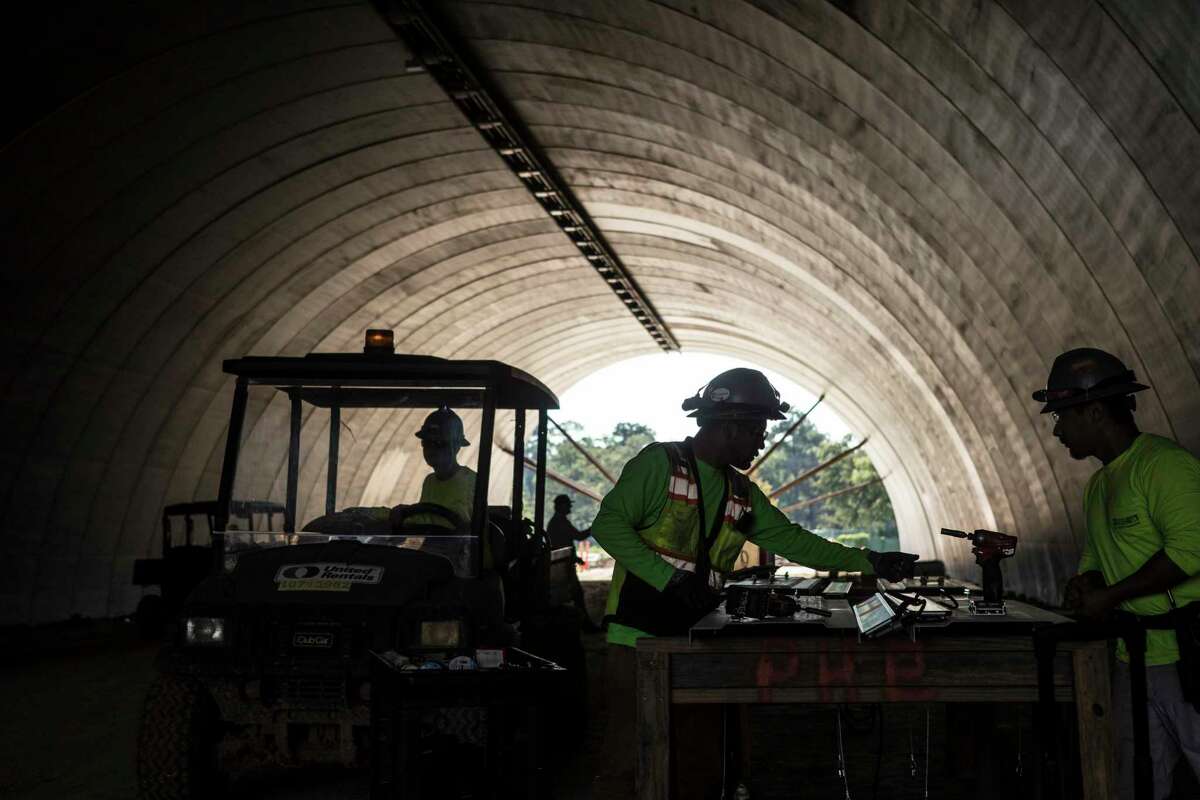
664,569,720,611
866,550,919,582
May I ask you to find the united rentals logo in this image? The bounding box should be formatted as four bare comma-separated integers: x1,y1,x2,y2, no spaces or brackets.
292,632,334,649
275,563,385,592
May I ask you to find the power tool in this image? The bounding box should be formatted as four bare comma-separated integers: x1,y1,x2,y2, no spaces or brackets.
939,528,1018,615
723,567,834,620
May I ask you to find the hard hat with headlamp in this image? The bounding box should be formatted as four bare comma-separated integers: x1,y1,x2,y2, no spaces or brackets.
415,406,470,447
1031,348,1149,414
682,368,790,421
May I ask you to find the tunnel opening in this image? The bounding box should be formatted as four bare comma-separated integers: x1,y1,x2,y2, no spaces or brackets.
519,352,902,579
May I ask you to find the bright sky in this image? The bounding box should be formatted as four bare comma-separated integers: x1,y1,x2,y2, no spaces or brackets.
556,352,852,442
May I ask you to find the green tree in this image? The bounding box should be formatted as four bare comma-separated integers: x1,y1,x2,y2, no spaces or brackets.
522,420,656,525
754,410,898,550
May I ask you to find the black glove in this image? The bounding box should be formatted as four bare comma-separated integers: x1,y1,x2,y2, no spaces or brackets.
1063,570,1105,611
665,569,720,611
867,550,919,582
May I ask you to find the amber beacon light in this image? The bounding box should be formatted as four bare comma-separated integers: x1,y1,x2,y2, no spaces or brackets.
364,329,395,354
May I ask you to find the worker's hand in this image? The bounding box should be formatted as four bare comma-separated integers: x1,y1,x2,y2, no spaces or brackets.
388,505,406,531
1063,571,1105,611
866,550,919,582
664,569,720,611
1075,585,1118,621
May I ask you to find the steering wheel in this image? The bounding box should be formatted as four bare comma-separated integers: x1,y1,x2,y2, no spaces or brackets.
389,502,466,533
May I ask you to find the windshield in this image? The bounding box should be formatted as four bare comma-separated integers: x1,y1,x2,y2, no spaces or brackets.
221,382,489,577
221,531,478,578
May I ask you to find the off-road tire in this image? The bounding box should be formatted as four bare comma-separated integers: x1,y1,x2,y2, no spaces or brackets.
136,675,221,799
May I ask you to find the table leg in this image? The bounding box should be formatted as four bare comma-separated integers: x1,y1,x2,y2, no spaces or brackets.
1073,642,1116,800
637,650,670,800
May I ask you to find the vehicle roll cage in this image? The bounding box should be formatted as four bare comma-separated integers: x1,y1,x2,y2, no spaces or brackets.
217,352,559,577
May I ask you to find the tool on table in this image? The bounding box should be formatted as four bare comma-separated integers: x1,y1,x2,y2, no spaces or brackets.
724,572,833,620
851,592,900,638
822,580,853,598
793,577,825,594
939,528,1018,615
724,564,778,583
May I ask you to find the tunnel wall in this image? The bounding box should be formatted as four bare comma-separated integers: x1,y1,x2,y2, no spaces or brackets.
0,0,1196,624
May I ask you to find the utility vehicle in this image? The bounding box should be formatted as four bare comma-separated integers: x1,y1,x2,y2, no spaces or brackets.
137,331,578,798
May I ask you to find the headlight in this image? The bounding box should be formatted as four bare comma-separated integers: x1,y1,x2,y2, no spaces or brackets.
419,620,463,649
185,617,227,646
223,553,238,573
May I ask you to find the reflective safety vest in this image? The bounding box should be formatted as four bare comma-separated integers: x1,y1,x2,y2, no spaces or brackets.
610,441,754,635
641,442,754,588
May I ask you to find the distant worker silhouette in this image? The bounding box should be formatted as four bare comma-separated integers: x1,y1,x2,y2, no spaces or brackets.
547,494,601,631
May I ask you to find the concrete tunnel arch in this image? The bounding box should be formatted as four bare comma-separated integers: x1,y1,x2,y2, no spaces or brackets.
0,0,1197,625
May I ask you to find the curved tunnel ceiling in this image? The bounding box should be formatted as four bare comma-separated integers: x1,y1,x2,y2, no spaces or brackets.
1,0,1197,623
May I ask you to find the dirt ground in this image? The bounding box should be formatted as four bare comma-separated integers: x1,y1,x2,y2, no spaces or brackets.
0,583,613,800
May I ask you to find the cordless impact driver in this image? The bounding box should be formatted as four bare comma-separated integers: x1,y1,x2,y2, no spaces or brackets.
939,528,1018,615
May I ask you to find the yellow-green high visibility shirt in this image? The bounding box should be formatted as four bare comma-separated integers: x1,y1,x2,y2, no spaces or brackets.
1078,433,1200,665
416,466,477,527
593,443,874,648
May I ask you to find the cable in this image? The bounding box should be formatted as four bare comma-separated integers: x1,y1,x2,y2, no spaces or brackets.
836,707,852,800
924,708,931,799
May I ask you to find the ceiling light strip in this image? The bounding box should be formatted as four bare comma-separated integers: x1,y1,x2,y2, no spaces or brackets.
375,0,679,352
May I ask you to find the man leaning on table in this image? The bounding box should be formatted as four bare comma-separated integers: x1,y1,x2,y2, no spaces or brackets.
590,367,918,796
1037,347,1200,800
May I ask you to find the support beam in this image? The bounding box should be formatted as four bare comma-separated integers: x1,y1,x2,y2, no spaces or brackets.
747,393,825,475
767,437,870,501
535,409,548,533
779,475,885,514
376,0,678,352
326,400,340,516
549,416,616,485
497,441,605,502
511,408,525,512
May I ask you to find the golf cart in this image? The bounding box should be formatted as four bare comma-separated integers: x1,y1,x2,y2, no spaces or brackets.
137,331,577,798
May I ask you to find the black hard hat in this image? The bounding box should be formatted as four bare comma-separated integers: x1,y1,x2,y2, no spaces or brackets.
415,406,470,446
682,368,790,421
553,494,571,506
1032,348,1149,414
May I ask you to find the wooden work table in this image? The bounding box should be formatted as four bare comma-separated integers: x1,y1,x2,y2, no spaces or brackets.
635,599,1114,799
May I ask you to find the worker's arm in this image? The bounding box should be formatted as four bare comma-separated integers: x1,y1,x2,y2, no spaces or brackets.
747,486,874,573
1103,551,1188,606
1077,552,1187,619
1077,448,1200,619
590,446,676,591
1145,447,1200,584
1077,534,1101,575
1065,477,1106,609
